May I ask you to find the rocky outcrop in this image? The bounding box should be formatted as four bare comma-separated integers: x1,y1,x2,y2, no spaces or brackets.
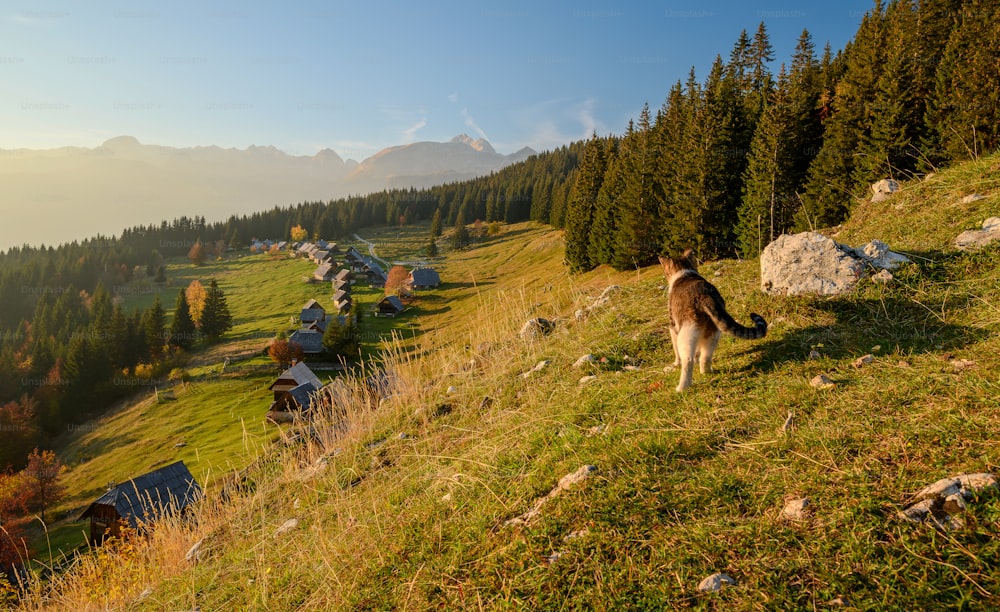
761,232,910,296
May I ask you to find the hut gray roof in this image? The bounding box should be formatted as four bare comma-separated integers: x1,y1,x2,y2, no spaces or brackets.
79,461,201,528
376,295,405,314
269,361,323,391
289,329,324,354
301,300,326,322
409,267,440,288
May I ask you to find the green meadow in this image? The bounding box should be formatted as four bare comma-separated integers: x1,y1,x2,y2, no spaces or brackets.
17,154,1000,610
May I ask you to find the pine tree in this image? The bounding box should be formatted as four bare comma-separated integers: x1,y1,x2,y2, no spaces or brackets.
169,289,197,350
200,279,233,343
564,134,609,272
430,208,443,239
737,30,823,256
587,137,622,267
738,65,797,256
801,3,886,229
926,0,1000,161
611,105,662,270
855,1,923,183
451,208,471,250
143,295,166,360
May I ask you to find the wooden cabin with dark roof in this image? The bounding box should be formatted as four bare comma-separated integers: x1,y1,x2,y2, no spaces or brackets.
374,294,405,317
333,290,353,314
300,299,326,323
79,461,201,544
409,267,441,289
288,329,324,355
313,262,337,282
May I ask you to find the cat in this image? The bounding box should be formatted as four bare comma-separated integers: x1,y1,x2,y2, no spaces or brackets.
659,250,767,392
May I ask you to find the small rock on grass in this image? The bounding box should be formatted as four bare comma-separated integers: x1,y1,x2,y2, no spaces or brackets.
698,572,736,592
810,374,835,389
579,375,598,386
780,497,810,522
573,354,597,368
185,539,205,563
852,354,874,368
275,518,299,536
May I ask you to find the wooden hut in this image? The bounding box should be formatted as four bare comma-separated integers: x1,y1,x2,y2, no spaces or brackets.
78,461,201,544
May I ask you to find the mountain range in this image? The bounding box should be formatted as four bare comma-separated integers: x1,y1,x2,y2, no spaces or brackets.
0,135,535,249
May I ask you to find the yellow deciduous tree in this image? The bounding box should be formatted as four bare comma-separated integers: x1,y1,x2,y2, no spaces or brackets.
185,280,207,326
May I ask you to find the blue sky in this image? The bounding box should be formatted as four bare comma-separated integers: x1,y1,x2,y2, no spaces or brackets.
2,0,876,160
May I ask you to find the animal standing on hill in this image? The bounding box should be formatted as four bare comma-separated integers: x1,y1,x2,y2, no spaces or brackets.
660,250,768,392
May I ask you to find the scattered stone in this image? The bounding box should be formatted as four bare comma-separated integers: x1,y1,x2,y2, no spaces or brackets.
520,317,555,341
761,232,865,296
852,354,875,368
441,493,452,502
807,350,821,360
872,269,894,284
811,374,836,389
897,360,911,368
564,529,590,541
870,178,899,203
185,539,205,564
781,411,795,433
852,239,910,270
586,424,606,436
505,465,597,527
275,518,299,536
398,432,408,440
579,375,598,386
827,596,851,607
588,285,622,311
780,497,810,522
174,442,186,448
899,473,998,529
574,309,586,321
950,358,976,371
446,385,458,394
523,360,552,377
960,193,986,204
955,217,1000,250
573,354,597,368
622,365,641,372
698,572,737,592
545,551,564,564
293,498,301,510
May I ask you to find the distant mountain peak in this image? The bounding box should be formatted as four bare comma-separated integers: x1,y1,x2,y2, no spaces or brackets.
450,134,496,154
101,135,142,149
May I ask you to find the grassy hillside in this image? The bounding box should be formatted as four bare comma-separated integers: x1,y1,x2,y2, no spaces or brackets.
14,155,1000,610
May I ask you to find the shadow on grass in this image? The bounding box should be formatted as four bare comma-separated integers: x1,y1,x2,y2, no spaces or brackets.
746,294,989,373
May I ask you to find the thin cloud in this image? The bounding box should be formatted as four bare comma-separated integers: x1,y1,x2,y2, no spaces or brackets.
402,119,427,143
460,108,488,140
511,97,608,152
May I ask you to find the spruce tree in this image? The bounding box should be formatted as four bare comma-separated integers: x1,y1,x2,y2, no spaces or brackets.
430,208,443,239
200,279,233,342
855,1,923,184
564,134,609,272
801,3,886,229
169,289,197,350
611,105,662,270
144,295,166,360
926,0,1000,161
738,65,796,256
587,137,622,267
